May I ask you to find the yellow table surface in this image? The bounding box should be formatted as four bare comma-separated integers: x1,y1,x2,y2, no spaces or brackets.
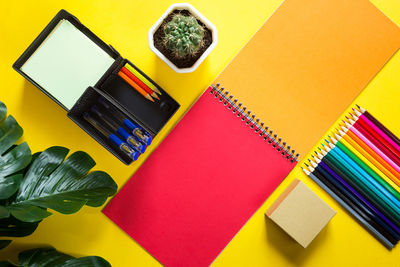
1,0,400,265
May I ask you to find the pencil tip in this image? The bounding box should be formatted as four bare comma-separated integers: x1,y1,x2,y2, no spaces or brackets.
356,104,360,109
152,93,160,100
304,163,309,167
325,139,330,143
146,95,155,102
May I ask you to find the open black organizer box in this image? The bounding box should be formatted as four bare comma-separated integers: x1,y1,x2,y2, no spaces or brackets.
13,9,180,164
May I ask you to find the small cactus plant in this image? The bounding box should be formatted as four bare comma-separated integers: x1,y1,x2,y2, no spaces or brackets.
163,14,205,58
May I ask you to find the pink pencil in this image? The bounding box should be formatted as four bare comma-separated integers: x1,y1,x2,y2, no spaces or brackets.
345,121,400,174
354,108,400,156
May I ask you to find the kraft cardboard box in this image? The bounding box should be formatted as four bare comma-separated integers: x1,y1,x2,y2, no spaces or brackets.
266,179,336,248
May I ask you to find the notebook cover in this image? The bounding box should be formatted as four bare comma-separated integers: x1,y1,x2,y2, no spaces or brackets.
103,87,296,266
215,0,400,157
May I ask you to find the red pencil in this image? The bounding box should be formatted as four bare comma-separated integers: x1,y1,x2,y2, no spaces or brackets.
121,66,160,100
357,105,400,148
348,116,400,167
118,71,154,102
351,112,400,162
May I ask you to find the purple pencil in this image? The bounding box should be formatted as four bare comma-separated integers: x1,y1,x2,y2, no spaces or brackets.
314,157,400,235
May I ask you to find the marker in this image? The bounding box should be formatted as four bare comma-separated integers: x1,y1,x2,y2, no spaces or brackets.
83,112,139,161
91,106,146,154
98,97,153,145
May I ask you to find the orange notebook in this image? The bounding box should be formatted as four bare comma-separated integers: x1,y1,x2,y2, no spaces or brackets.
215,0,400,158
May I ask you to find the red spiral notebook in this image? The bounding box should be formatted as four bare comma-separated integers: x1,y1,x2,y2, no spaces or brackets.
103,86,297,266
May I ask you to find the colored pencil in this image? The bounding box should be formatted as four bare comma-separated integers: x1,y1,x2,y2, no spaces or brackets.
319,146,400,224
345,120,400,172
311,161,399,242
330,135,400,201
340,127,400,184
124,63,162,95
352,110,400,161
343,124,400,177
121,66,160,100
334,133,400,193
303,165,396,249
304,166,395,249
310,157,400,237
118,71,154,102
325,141,400,212
357,105,400,148
347,116,400,166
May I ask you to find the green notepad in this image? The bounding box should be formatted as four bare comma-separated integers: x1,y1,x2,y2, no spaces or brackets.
21,19,115,109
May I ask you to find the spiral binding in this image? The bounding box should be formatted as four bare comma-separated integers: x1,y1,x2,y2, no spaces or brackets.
210,83,299,163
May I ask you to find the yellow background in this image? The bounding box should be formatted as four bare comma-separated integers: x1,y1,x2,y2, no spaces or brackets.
0,0,399,265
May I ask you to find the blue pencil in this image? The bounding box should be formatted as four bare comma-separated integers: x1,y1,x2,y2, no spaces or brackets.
325,141,400,212
302,166,395,249
329,140,400,209
311,156,400,236
309,158,400,239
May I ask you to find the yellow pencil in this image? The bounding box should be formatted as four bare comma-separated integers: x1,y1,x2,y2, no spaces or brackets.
118,71,154,102
337,131,400,192
125,64,162,95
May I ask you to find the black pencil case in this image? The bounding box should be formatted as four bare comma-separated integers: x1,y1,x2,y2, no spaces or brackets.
12,9,180,165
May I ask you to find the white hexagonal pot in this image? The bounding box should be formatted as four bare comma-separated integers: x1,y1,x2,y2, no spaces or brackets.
148,3,218,73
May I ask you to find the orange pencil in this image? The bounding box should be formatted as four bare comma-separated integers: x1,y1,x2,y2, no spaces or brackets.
118,71,154,102
342,125,400,183
340,129,400,187
121,67,160,100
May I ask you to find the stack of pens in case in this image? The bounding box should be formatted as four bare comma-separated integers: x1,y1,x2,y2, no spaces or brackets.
83,97,153,162
302,105,400,249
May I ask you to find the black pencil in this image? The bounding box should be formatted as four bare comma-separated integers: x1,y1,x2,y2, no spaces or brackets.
302,166,395,249
309,159,400,242
318,150,400,228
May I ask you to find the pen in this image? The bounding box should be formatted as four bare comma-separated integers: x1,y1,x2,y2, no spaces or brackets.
98,97,153,145
91,106,146,154
83,112,139,161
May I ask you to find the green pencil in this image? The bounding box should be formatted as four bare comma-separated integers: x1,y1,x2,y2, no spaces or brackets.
319,148,400,225
331,136,400,203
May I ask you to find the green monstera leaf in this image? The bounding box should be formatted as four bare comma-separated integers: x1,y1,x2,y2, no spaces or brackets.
0,215,39,237
6,146,117,222
0,247,111,267
0,101,32,201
